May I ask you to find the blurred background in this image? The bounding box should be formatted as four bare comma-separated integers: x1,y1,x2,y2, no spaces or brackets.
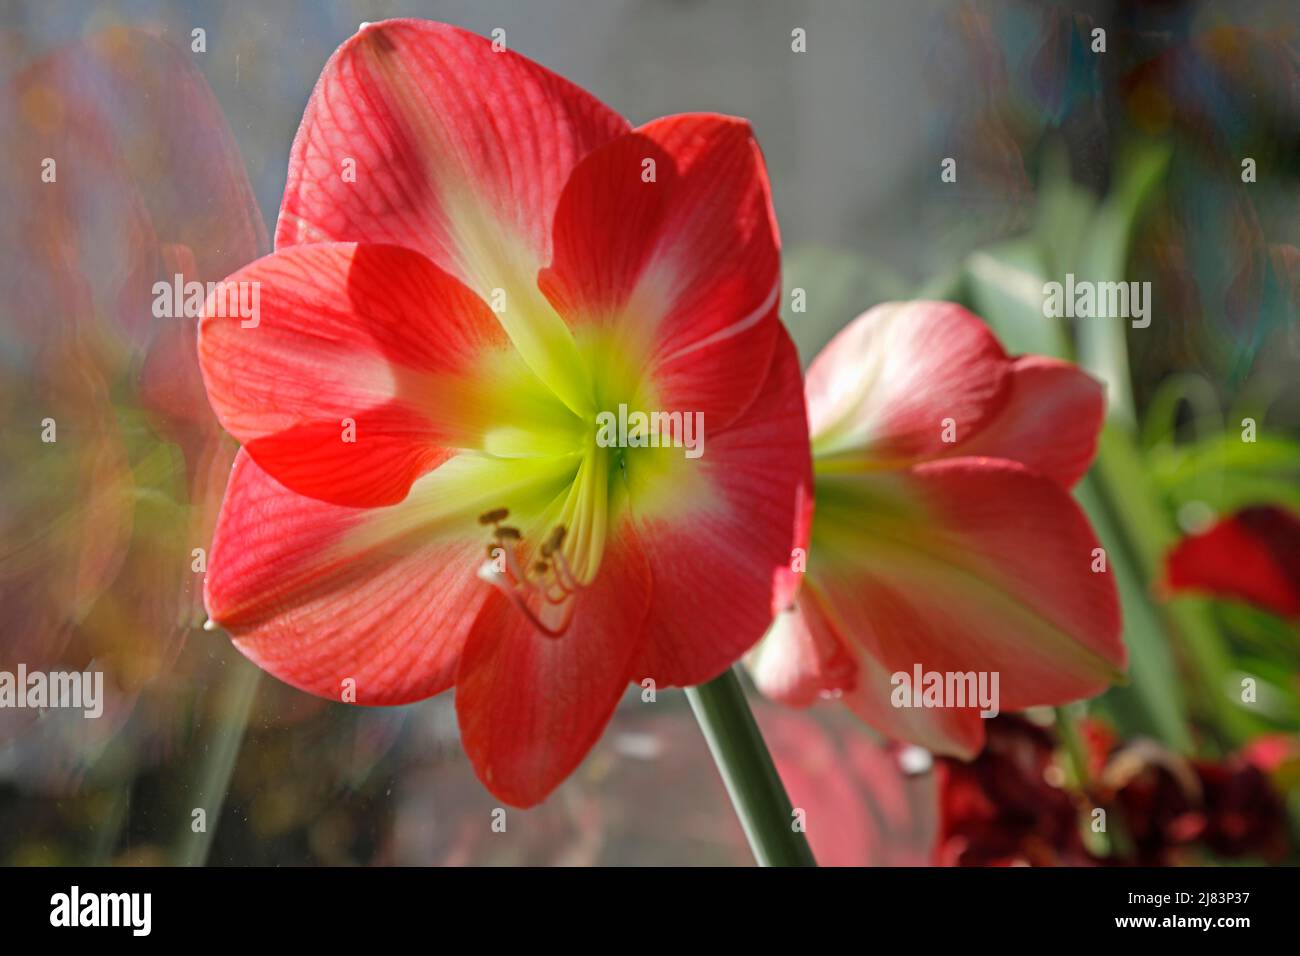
0,0,1297,865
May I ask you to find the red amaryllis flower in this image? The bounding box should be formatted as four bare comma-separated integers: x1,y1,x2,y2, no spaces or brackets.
1162,505,1300,619
197,20,809,806
748,301,1125,756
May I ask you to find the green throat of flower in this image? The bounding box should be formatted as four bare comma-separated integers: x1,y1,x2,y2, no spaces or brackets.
467,323,657,635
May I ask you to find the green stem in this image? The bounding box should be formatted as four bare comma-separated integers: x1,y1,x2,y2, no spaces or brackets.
1054,705,1093,791
685,667,816,867
173,659,261,866
1055,705,1135,862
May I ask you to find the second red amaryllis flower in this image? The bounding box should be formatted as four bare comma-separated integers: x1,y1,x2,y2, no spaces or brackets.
197,20,809,806
748,301,1126,756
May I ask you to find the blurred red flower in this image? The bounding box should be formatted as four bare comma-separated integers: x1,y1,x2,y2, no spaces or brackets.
1099,738,1290,864
935,715,1091,866
1163,505,1300,618
0,28,265,755
936,717,1291,866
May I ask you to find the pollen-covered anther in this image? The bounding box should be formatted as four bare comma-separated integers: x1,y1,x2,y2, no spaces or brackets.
540,525,566,557
538,525,579,591
478,507,509,526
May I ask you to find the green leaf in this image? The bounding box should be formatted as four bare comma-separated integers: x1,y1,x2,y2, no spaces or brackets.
1076,475,1192,750
1149,431,1300,516
965,236,1071,358
1073,139,1172,424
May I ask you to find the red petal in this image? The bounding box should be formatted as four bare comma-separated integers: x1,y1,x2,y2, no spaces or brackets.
944,356,1105,488
748,591,860,708
805,302,1011,463
1163,506,1300,618
277,19,626,290
539,114,781,428
198,242,508,507
205,450,491,703
838,649,989,759
632,325,812,686
778,459,1123,753
754,590,986,758
455,523,651,807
